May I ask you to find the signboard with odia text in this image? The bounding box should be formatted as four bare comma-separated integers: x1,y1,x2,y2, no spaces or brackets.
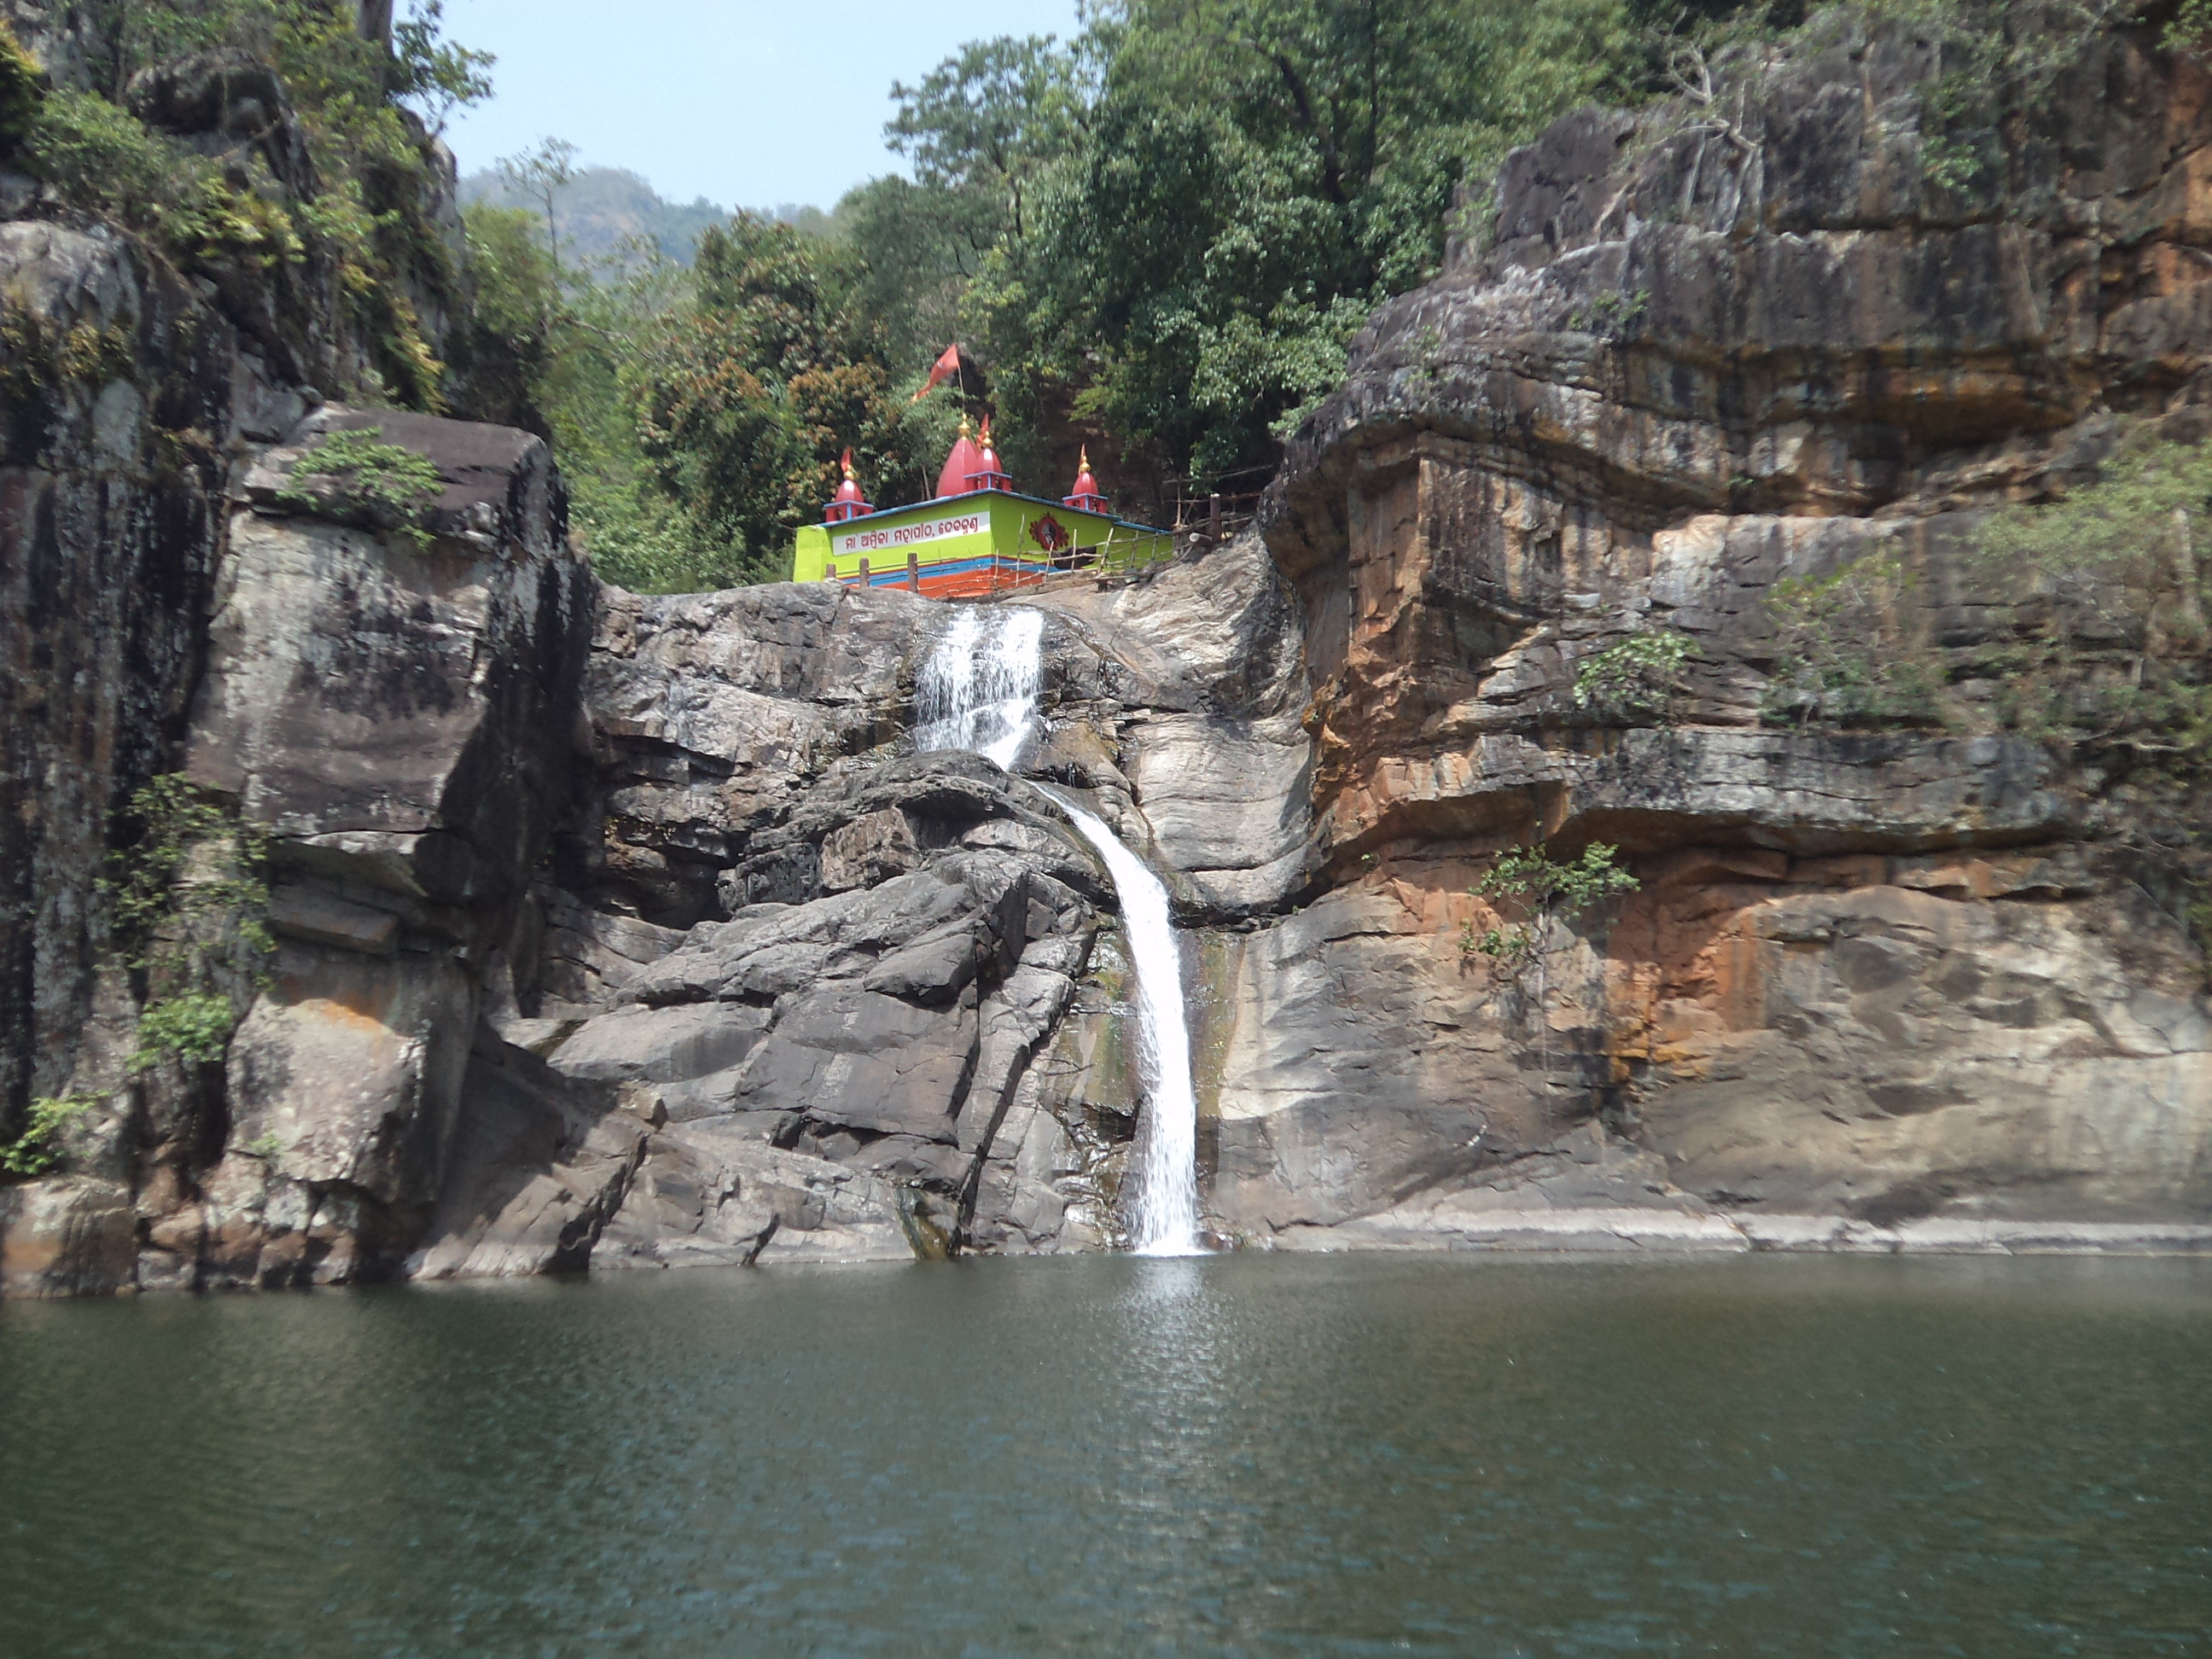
830,509,988,560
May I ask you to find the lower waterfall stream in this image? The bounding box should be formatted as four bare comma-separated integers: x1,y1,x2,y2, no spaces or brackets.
916,603,1203,1255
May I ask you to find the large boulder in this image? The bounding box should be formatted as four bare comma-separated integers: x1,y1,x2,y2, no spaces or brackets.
159,404,591,1284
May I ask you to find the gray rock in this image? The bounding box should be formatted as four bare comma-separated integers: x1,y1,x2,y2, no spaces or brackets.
735,985,979,1142
0,1178,137,1298
549,1003,771,1087
407,1037,648,1281
819,806,921,892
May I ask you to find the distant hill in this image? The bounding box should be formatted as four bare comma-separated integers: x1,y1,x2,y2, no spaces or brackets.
458,167,837,268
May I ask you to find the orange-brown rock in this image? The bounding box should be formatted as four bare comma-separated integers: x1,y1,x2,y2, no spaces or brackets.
1231,9,2212,1245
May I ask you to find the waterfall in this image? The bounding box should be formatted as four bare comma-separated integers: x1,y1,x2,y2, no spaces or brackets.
914,605,1045,770
1047,797,1203,1256
914,605,1205,1256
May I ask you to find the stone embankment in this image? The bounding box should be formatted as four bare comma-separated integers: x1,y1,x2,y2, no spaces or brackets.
5,5,2211,1291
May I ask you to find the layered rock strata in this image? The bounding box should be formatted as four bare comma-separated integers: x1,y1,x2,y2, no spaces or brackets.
3,399,591,1295
1,4,486,1292
1246,9,2212,1243
11,6,2212,1291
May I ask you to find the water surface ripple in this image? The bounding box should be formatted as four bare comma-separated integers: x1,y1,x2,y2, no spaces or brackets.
3,1254,2209,1656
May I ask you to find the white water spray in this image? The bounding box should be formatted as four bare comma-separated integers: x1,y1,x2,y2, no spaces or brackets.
914,605,1045,770
914,604,1204,1256
1048,797,1203,1256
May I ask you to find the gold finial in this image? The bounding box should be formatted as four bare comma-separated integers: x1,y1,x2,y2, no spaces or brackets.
958,413,973,439
1080,445,1091,470
841,454,856,480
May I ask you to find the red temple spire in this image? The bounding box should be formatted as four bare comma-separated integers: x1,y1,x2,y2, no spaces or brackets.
937,414,985,499
824,447,872,521
972,415,1011,492
1064,445,1106,513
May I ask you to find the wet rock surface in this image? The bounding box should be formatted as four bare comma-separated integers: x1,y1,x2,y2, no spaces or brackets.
461,543,1313,1271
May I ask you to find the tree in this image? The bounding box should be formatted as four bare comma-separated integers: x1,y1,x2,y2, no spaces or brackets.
1761,550,1947,730
498,137,578,265
952,0,1644,483
391,0,494,135
1970,425,2212,765
888,33,1086,242
628,214,937,585
1464,841,1639,1088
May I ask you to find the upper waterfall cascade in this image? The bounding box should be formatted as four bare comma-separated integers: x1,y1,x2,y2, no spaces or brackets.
914,606,1045,770
915,605,1204,1255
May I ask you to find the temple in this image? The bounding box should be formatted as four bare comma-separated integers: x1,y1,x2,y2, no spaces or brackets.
792,420,1174,600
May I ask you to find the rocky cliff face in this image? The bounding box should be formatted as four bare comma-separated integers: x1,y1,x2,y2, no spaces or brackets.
1250,7,2212,1246
407,541,1312,1276
0,1,576,1292
8,5,2212,1294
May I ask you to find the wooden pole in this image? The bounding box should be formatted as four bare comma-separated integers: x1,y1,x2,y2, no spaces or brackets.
908,550,920,591
859,556,870,588
1208,492,1222,544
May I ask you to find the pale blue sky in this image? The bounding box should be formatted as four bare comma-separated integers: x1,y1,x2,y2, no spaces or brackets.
437,0,1084,208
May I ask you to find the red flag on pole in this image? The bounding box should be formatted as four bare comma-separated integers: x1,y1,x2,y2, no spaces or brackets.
911,343,963,403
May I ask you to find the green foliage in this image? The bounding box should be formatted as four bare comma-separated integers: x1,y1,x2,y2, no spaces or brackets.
104,777,271,1072
497,136,579,263
1975,428,2212,574
21,89,305,268
470,0,1788,586
626,213,947,585
2167,0,2212,51
1761,549,1947,729
947,0,1647,481
106,776,271,963
1970,426,2212,765
1463,918,1543,974
390,0,494,136
888,33,1084,242
130,992,239,1073
0,21,41,156
22,0,493,411
457,201,737,591
459,165,730,270
1461,842,1639,971
1566,287,1650,338
1,1096,97,1179
1854,0,2137,194
1574,627,1692,719
275,426,446,544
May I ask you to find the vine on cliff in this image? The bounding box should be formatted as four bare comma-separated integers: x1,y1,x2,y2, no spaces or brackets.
1825,0,2172,194
14,2,492,411
1574,627,1693,721
104,777,272,1076
0,21,39,154
1464,844,1639,1088
0,1094,96,1179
